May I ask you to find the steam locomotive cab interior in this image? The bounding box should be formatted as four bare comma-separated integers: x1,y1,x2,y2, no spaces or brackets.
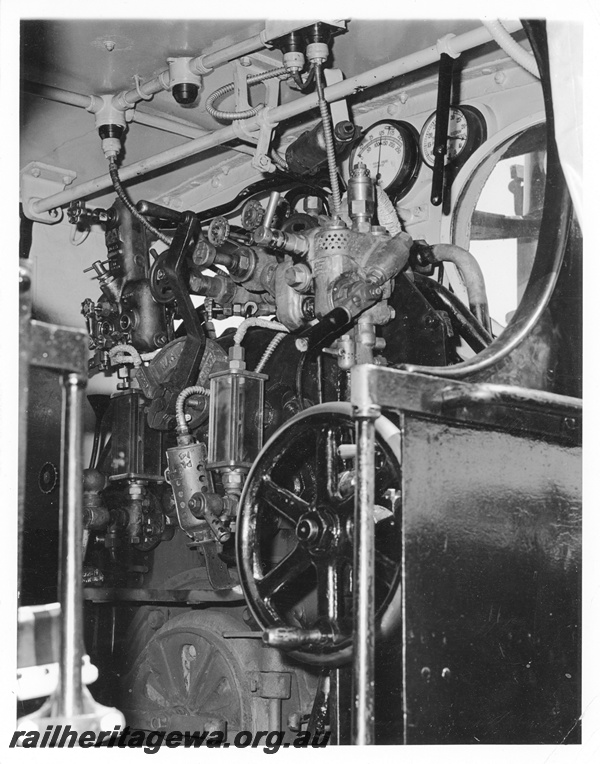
16,16,582,746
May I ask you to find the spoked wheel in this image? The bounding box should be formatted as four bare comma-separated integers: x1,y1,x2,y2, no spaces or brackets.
236,403,403,666
121,611,255,736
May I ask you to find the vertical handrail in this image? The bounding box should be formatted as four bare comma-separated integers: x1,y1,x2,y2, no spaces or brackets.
351,413,378,744
57,372,86,718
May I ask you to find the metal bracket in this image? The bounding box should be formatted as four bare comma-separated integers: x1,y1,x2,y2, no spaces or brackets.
324,68,349,125
199,542,234,590
229,59,282,174
20,162,77,224
263,19,347,45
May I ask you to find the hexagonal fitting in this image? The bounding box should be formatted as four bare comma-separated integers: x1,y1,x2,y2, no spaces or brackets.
284,264,312,292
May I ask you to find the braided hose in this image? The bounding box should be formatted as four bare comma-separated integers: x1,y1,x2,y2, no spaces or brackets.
205,66,289,122
175,385,210,433
109,344,143,367
233,317,289,346
108,158,172,245
270,150,289,172
314,64,342,219
375,185,403,236
255,332,287,373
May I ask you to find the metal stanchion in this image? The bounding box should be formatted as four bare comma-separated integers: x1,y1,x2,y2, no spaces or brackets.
57,372,86,718
351,408,379,745
18,311,124,736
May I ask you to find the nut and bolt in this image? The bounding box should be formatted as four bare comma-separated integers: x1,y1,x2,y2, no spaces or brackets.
148,610,167,630
287,713,302,732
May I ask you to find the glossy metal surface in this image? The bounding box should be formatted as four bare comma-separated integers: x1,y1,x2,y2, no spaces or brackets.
351,415,377,745
58,372,86,717
351,363,581,743
398,415,580,742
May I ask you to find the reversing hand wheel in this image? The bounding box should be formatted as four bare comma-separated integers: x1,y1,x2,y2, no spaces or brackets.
236,402,402,666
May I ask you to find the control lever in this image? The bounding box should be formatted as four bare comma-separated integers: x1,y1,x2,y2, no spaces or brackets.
295,306,352,353
431,52,456,207
136,199,184,224
262,626,336,649
146,212,207,429
253,191,310,256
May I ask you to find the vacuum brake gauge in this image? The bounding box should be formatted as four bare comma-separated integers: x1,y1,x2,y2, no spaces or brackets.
351,120,420,199
419,105,487,169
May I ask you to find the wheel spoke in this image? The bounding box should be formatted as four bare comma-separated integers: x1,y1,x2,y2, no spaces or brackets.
148,640,184,702
315,427,339,502
259,477,309,525
256,543,312,601
375,549,400,584
187,645,214,701
315,556,347,624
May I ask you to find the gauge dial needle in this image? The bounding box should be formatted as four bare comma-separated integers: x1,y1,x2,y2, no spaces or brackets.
375,138,383,183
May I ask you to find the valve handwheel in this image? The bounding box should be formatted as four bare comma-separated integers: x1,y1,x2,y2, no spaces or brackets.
236,403,403,666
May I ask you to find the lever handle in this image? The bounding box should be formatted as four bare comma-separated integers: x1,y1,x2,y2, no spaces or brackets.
262,191,281,230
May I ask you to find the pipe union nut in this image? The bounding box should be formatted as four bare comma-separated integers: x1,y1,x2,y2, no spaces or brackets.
306,42,329,64
283,50,305,70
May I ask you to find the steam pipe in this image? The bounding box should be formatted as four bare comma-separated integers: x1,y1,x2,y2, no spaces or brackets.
30,21,523,216
482,20,539,78
117,32,268,107
22,81,254,155
429,243,491,333
401,19,571,380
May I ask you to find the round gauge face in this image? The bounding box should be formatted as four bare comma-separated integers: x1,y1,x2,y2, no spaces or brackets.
419,106,486,168
351,120,419,196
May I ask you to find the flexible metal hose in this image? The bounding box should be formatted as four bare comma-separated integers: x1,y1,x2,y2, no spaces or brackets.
233,317,289,346
108,158,172,245
270,150,289,172
375,185,403,236
175,385,210,433
254,333,287,373
205,66,289,122
314,63,342,218
482,20,539,79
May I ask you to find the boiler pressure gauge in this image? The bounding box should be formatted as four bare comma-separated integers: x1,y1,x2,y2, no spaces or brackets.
351,120,420,199
419,105,487,169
